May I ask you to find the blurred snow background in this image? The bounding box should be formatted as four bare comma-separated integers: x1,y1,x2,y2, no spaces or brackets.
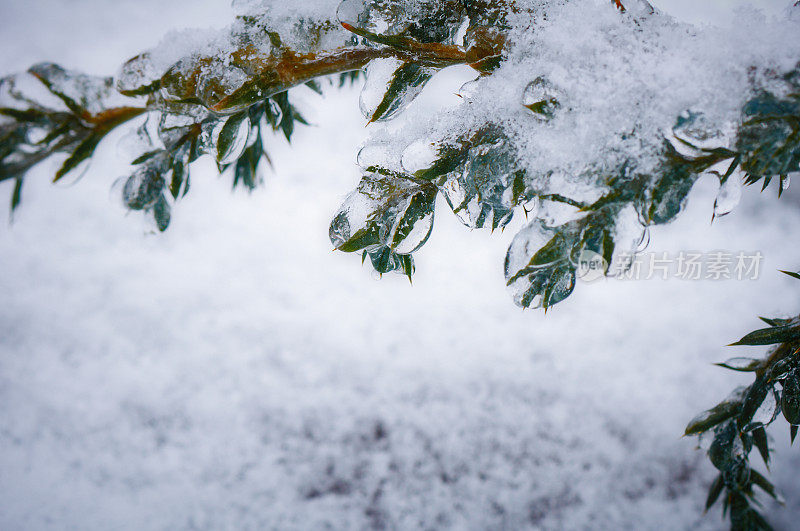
1,1,800,529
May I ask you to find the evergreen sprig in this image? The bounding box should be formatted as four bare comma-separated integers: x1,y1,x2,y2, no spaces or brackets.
686,270,800,530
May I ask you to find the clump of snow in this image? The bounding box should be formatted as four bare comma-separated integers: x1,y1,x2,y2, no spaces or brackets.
370,0,800,202
147,28,231,79
121,0,348,95
232,0,342,22
232,0,348,52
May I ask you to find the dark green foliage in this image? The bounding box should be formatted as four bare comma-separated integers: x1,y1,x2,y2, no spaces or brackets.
367,62,435,123
752,427,770,466
269,91,309,142
685,388,745,437
706,473,725,511
780,270,800,281
737,84,797,200
0,64,144,203
233,129,264,191
643,153,699,225
123,167,165,210
152,194,171,232
687,272,800,529
338,0,471,50
410,126,527,231
782,371,800,425
114,88,314,227
338,70,363,87
504,208,618,310
731,324,800,347
366,246,415,281
737,88,800,191
216,112,249,163
10,177,22,217
715,358,763,372
329,169,436,278
1,48,323,223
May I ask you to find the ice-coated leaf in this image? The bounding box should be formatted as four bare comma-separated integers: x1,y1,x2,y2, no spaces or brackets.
505,220,571,282
778,174,791,197
750,469,784,505
737,92,800,179
427,131,521,231
713,172,743,219
669,111,731,158
731,324,800,346
122,166,166,211
216,112,251,165
707,421,742,472
759,316,794,328
643,152,698,225
1,68,142,190
529,231,571,267
270,91,306,142
54,133,100,182
782,372,800,425
522,77,562,121
169,156,187,199
152,194,171,232
10,177,22,215
362,61,436,123
117,53,162,96
404,138,440,175
463,2,509,70
304,79,323,95
742,386,780,433
160,53,275,115
738,380,771,431
233,129,263,191
715,357,762,373
507,262,576,310
705,473,725,511
504,220,578,310
157,110,205,150
752,426,770,467
338,0,467,46
780,270,800,281
337,0,411,40
367,246,414,280
684,387,747,436
264,97,284,129
357,140,394,172
504,206,623,309
28,62,119,117
541,264,576,309
767,358,793,382
360,59,401,120
195,112,252,166
385,186,436,254
408,137,470,182
330,171,436,256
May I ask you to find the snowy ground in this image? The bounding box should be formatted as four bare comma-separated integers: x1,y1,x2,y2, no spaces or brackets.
1,1,800,530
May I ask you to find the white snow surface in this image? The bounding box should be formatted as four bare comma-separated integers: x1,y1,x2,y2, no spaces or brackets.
2,1,800,530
